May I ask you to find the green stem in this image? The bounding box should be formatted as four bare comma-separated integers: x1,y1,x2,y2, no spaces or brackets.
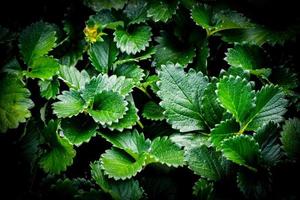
137,86,152,99
137,120,144,129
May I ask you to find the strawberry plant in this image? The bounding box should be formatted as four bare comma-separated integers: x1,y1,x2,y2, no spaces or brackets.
1,0,299,199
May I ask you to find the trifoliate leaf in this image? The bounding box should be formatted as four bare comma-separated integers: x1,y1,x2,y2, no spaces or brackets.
108,102,139,131
246,85,287,131
26,56,60,79
221,135,260,171
100,129,151,159
217,75,255,127
142,101,164,121
210,118,240,149
124,0,148,24
147,0,178,22
254,122,282,166
154,33,195,67
19,21,57,65
88,91,127,125
88,36,119,73
83,0,127,11
157,63,209,132
280,118,300,159
0,75,34,133
59,65,90,90
186,145,230,181
101,148,147,180
38,78,60,99
39,120,76,174
201,80,225,128
114,63,145,85
114,25,152,55
61,114,97,146
52,90,85,118
149,137,184,167
192,179,215,200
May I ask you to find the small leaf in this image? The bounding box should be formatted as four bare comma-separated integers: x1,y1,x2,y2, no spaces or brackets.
114,63,145,85
142,101,164,121
83,0,127,11
52,90,85,118
192,179,215,200
59,65,90,90
191,4,212,30
38,78,60,99
26,56,60,79
147,0,178,22
280,118,300,159
114,25,152,55
124,0,148,24
221,135,260,171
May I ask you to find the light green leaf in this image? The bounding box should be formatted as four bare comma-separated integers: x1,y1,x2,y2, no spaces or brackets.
59,65,90,90
170,133,211,150
114,63,145,85
39,120,76,174
221,135,260,171
280,118,300,159
217,75,255,127
26,56,60,79
149,137,185,167
157,63,209,132
124,0,148,24
19,21,57,65
0,75,34,133
52,90,85,118
114,25,152,55
88,91,127,125
147,0,178,22
61,114,97,146
186,145,230,181
101,148,147,180
142,101,164,121
88,36,119,73
83,0,127,11
192,179,215,200
219,66,250,81
38,78,60,99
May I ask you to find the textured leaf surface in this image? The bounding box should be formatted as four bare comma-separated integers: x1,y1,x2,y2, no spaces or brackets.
38,79,60,99
59,65,90,90
0,75,34,133
114,63,144,85
157,63,209,132
142,101,164,121
192,179,214,200
26,56,60,79
191,4,211,30
124,0,148,24
52,90,85,118
114,26,152,55
19,21,57,65
280,118,300,159
84,0,126,11
147,0,178,22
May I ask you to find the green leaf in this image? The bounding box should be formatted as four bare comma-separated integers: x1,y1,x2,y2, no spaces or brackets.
210,119,240,149
59,46,84,68
88,36,119,73
59,65,90,90
39,120,76,174
280,118,300,159
246,85,287,131
192,179,215,200
52,90,85,118
170,133,211,150
83,0,127,11
221,135,260,171
186,145,229,181
270,67,299,91
157,63,209,132
154,33,195,67
86,10,124,30
149,137,184,167
114,25,152,55
0,75,34,133
19,21,57,65
191,4,212,30
108,102,139,131
26,56,60,79
220,66,250,81
217,75,255,127
88,91,127,125
147,0,178,22
38,78,60,100
114,63,145,85
124,0,148,24
2,58,22,76
100,129,151,159
61,114,97,146
101,148,147,180
194,38,209,74
142,101,164,121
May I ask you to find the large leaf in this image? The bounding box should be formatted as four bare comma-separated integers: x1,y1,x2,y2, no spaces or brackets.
26,56,60,79
52,90,85,118
114,25,152,55
19,21,57,65
221,135,260,171
88,91,127,125
0,75,34,133
280,118,300,159
147,0,178,22
88,36,119,73
186,145,229,181
157,63,209,132
59,65,90,90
